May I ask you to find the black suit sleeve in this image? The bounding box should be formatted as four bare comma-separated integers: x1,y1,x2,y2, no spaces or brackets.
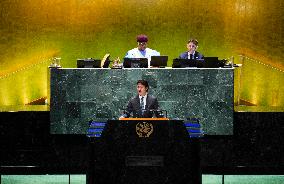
154,97,164,118
153,97,159,110
179,52,187,59
146,96,164,118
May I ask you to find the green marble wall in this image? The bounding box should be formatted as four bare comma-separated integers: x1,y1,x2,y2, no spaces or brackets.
50,68,234,135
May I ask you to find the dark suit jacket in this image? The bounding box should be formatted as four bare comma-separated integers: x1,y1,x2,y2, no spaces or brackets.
179,51,204,59
124,94,160,118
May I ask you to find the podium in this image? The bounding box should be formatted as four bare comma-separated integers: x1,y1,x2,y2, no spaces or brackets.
87,118,201,184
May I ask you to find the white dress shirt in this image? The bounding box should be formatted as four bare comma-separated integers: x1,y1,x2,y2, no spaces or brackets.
125,48,160,67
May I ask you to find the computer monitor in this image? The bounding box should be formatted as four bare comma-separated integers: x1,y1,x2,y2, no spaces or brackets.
172,58,204,68
201,57,220,68
123,58,148,68
77,58,101,68
150,56,168,67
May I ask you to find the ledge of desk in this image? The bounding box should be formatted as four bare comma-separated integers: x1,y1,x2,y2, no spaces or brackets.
119,118,169,121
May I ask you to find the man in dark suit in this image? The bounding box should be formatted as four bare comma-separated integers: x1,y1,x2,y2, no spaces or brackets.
122,80,162,118
179,38,204,59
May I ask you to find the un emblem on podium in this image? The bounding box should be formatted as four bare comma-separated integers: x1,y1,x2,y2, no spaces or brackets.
136,122,154,138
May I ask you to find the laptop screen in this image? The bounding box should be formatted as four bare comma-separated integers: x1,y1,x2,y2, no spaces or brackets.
150,56,168,67
172,57,225,68
172,58,204,68
123,58,148,68
77,59,101,68
202,57,221,68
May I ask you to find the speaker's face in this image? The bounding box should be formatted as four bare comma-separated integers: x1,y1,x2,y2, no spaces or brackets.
137,83,147,96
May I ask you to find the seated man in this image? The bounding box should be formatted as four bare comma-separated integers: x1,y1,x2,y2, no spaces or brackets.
125,34,160,66
179,38,204,59
122,80,163,118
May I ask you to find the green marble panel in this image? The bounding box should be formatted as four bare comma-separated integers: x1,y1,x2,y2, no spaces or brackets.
50,68,234,135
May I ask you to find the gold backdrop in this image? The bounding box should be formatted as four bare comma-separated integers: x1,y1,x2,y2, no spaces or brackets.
0,0,283,109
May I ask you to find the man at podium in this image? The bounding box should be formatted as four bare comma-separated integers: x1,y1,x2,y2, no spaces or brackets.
122,80,162,118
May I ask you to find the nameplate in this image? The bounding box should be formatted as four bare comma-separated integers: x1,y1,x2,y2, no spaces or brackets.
125,156,164,167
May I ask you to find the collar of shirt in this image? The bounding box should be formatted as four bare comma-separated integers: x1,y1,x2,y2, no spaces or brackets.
188,51,196,59
138,49,146,57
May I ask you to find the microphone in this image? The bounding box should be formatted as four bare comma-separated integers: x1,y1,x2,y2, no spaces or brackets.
120,108,131,118
149,109,167,118
120,108,140,118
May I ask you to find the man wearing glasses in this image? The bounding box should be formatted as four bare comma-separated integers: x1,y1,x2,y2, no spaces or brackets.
125,34,160,62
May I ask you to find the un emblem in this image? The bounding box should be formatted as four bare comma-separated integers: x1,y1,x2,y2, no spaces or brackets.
136,122,154,138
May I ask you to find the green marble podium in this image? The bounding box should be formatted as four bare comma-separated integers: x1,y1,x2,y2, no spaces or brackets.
50,68,234,135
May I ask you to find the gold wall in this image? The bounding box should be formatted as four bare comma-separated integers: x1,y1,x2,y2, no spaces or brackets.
0,0,283,108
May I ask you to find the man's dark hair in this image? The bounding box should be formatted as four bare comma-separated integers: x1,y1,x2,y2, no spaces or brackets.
137,80,149,91
188,38,198,46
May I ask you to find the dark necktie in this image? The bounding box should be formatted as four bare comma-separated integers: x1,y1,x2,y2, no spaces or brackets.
140,97,145,115
140,97,144,110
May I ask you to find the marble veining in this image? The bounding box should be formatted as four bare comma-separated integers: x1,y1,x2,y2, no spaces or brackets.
50,68,234,135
